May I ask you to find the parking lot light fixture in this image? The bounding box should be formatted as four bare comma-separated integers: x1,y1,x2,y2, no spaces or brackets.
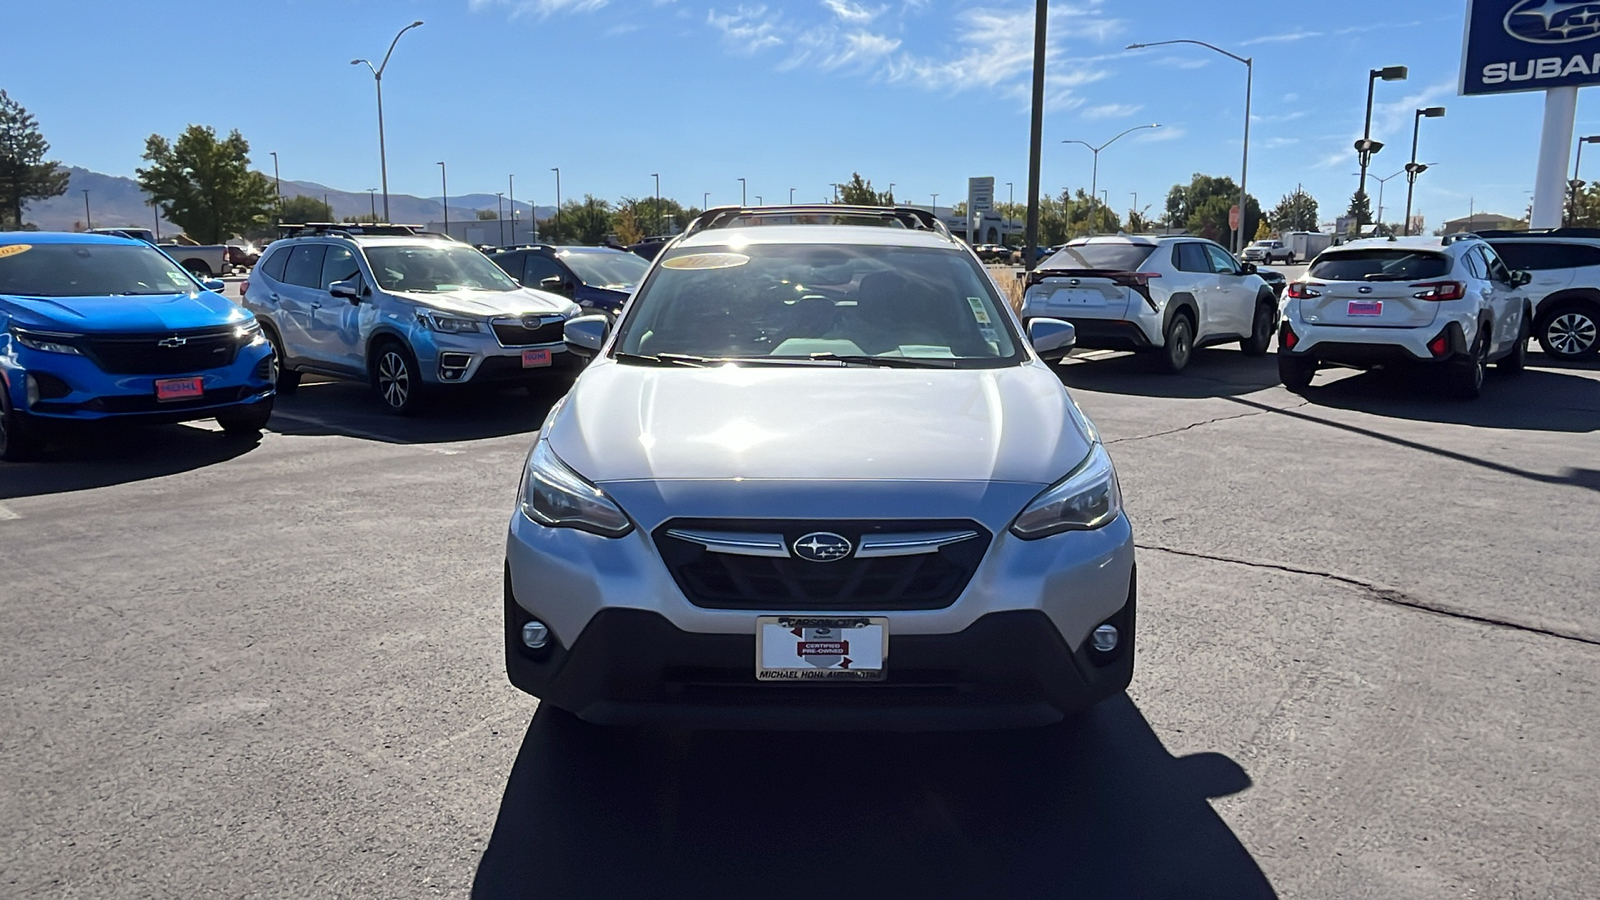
1061,123,1161,237
551,167,561,240
270,151,282,225
1404,106,1445,235
437,161,448,235
82,189,91,230
496,192,505,246
367,188,377,221
1567,135,1600,226
1353,65,1409,202
351,20,424,223
789,187,797,203
738,177,746,206
651,173,660,235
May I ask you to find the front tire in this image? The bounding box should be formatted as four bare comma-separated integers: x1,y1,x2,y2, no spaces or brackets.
216,400,273,438
1537,302,1600,360
1278,354,1316,392
371,341,424,415
1446,329,1489,400
1241,300,1275,356
0,388,44,462
262,328,300,395
1497,309,1530,375
1160,314,1194,373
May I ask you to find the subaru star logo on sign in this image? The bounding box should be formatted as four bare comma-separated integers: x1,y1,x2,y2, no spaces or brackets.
1462,0,1600,95
793,532,852,563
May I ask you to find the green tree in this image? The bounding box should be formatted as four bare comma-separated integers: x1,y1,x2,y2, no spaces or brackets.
137,125,275,243
1345,190,1373,231
611,204,644,245
615,195,695,236
475,208,498,221
836,173,892,206
546,195,612,245
0,90,69,230
1165,173,1261,246
1269,186,1319,233
278,195,332,225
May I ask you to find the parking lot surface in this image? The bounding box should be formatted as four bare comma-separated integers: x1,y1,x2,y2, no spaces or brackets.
2,338,1597,898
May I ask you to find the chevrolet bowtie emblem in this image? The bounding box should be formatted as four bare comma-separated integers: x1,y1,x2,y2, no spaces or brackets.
157,336,188,348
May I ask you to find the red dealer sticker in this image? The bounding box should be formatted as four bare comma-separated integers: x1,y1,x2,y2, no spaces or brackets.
522,348,552,368
155,377,204,401
1347,300,1383,317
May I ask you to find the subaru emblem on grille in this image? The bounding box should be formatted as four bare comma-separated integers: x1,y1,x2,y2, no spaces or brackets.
522,315,545,330
157,336,188,348
1358,286,1372,294
793,532,852,563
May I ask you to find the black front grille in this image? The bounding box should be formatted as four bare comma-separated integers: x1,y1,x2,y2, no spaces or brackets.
83,326,240,375
492,318,565,346
654,519,990,611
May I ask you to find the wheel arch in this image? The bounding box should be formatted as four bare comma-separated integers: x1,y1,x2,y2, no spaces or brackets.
365,326,414,373
1533,288,1600,327
1162,293,1199,333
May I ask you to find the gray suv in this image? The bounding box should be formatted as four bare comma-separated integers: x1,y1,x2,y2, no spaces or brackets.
242,227,581,413
503,206,1136,730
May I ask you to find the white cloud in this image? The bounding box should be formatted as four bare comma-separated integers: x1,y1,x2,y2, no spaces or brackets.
1152,55,1209,70
822,0,882,24
468,0,607,18
708,5,785,53
1138,126,1185,143
1083,102,1144,119
1240,30,1322,45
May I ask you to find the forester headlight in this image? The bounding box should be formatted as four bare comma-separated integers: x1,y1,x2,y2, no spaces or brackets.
1010,443,1123,538
418,311,483,334
518,439,633,537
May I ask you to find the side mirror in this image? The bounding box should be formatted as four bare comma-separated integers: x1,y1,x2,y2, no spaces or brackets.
563,314,609,353
1238,261,1258,275
1513,270,1532,287
329,280,361,302
1027,317,1076,361
202,279,227,292
540,275,572,295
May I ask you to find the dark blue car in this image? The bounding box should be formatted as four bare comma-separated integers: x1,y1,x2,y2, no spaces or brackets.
488,245,648,320
0,233,276,461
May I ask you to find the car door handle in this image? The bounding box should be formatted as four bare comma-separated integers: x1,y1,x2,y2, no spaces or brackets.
268,293,281,303
309,300,322,309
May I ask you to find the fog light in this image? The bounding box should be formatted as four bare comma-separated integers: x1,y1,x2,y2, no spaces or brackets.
26,374,39,407
1090,624,1119,652
520,620,550,650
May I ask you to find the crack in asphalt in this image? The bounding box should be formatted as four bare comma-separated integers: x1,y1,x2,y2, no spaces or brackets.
1107,400,1309,445
1137,543,1600,648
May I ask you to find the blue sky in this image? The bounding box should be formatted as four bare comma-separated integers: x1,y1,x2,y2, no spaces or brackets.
0,0,1580,229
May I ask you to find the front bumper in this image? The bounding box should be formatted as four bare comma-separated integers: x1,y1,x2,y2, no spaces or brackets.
3,339,275,423
415,332,584,385
504,570,1135,730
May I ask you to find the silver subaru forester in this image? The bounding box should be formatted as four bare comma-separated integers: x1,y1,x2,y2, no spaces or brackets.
504,206,1135,730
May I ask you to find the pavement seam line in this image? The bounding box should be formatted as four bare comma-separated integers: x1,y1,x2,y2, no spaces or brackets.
1135,542,1600,648
1107,400,1309,445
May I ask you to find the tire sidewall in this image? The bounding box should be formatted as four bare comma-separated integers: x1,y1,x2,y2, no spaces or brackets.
371,341,423,414
1539,303,1600,359
1163,315,1194,372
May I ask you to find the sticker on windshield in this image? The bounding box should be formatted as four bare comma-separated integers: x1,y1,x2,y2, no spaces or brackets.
661,252,750,270
167,271,192,287
0,244,31,259
965,296,992,324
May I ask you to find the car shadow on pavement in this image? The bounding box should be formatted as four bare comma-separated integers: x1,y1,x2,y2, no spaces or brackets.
472,694,1276,900
0,423,260,500
264,380,566,445
1299,364,1600,433
1053,349,1282,400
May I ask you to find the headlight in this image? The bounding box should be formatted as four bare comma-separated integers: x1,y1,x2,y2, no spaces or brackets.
518,439,633,537
418,311,483,334
234,318,266,345
1010,443,1122,539
11,328,83,355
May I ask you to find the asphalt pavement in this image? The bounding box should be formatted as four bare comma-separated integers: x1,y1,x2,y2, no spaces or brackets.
1,333,1597,898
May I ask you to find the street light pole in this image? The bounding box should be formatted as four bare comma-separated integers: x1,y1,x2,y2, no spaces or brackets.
437,161,448,236
703,191,710,211
550,167,561,241
1568,135,1600,225
930,193,938,217
351,20,424,223
889,182,896,204
508,174,516,243
1404,106,1445,235
367,188,377,221
496,192,505,246
1357,170,1403,226
1357,65,1408,203
651,173,660,235
790,187,797,203
82,189,91,230
755,195,763,205
269,151,282,224
1062,123,1161,236
738,177,746,206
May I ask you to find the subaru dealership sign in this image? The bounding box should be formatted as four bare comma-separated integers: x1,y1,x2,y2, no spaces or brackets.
1462,0,1600,95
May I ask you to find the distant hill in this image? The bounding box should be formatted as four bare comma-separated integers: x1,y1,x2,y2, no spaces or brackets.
14,167,552,235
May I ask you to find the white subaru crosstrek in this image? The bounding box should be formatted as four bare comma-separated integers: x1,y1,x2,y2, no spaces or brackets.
1277,236,1533,399
503,205,1136,730
1020,235,1279,373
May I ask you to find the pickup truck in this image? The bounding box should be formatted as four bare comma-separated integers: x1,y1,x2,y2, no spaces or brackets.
87,228,232,277
1241,239,1294,264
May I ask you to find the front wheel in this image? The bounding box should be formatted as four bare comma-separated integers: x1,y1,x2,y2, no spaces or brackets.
263,329,300,395
1278,355,1316,392
1537,303,1599,360
216,400,274,438
1159,315,1194,373
1445,330,1489,400
1496,310,1530,375
1241,302,1275,356
0,390,44,462
372,341,424,415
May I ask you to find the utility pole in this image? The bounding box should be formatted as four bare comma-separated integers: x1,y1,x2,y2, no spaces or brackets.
1024,0,1049,272
82,189,91,230
351,20,424,223
496,192,505,246
508,174,516,243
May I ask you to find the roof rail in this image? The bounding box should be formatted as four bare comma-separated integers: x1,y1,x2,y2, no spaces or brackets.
1441,232,1480,245
1475,227,1600,239
277,222,450,239
682,204,953,240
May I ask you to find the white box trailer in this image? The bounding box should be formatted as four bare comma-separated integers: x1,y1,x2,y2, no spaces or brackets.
1287,231,1333,263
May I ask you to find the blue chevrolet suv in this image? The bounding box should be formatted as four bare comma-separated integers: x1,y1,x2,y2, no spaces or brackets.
488,245,647,321
0,233,275,461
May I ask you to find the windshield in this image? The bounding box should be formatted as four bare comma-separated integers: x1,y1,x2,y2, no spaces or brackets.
561,251,648,289
1309,249,1451,282
614,243,1022,367
364,245,519,293
1041,242,1157,272
0,243,200,297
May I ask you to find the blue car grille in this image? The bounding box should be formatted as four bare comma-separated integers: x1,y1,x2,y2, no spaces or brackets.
82,326,240,375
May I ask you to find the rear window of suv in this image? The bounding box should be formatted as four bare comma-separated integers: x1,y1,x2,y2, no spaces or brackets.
1309,249,1451,282
1041,242,1157,272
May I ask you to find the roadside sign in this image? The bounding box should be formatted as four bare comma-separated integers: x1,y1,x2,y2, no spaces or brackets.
1229,204,1241,231
1461,0,1600,96
967,176,995,212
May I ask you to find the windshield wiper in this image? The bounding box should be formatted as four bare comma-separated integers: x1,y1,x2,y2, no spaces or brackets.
612,351,715,367
805,353,958,368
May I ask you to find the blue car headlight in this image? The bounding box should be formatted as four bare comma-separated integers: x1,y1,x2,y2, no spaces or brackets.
11,327,83,356
234,318,266,346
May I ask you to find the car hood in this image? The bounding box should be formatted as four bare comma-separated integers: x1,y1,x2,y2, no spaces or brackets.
397,286,576,318
548,360,1096,485
0,290,247,332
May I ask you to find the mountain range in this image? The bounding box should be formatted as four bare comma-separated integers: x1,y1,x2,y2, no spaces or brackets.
18,167,553,235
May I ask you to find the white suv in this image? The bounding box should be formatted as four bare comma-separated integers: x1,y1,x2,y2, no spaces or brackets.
1483,230,1600,360
1277,236,1533,399
1020,235,1279,372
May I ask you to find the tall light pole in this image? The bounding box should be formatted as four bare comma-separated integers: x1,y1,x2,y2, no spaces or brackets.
496,192,505,246
1024,0,1049,272
930,193,939,217
651,173,661,235
508,174,516,243
269,151,282,224
755,195,763,205
1569,135,1600,225
830,183,840,202
738,177,747,205
790,187,797,203
1404,106,1446,235
82,190,91,230
1356,170,1402,227
367,188,377,221
889,182,896,204
1130,38,1259,251
351,19,424,223
437,161,448,236
703,191,710,210
551,167,562,241
1338,64,1410,222
1061,123,1161,236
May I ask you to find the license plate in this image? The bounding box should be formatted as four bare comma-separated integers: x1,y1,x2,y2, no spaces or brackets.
1053,288,1100,305
1347,300,1384,317
757,616,887,681
154,377,204,401
521,348,552,368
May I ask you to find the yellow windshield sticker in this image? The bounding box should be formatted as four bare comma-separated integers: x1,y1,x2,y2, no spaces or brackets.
661,252,751,270
0,244,32,259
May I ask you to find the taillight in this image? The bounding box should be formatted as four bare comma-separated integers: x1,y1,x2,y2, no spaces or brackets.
240,278,249,296
1411,281,1466,301
1286,282,1323,299
1109,272,1162,288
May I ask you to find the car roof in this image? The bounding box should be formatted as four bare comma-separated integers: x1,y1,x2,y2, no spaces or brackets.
273,234,469,249
1067,234,1204,247
0,231,143,246
1329,236,1458,252
672,224,960,251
